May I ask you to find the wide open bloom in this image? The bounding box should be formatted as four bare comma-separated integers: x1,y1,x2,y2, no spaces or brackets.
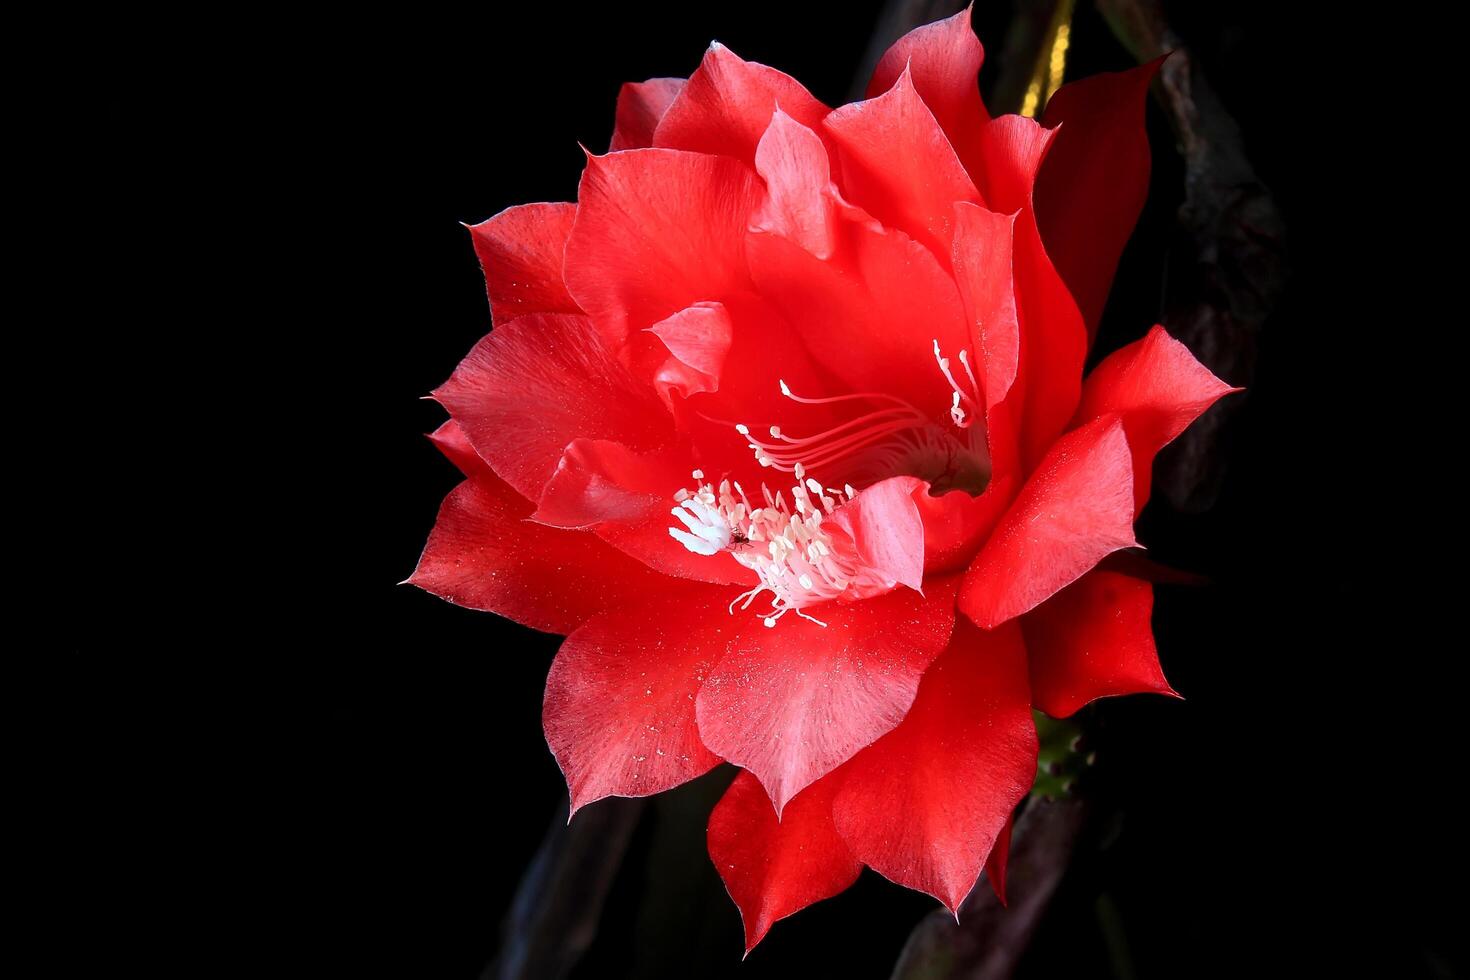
410,8,1235,953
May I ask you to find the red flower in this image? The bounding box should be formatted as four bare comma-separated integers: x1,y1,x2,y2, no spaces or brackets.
410,8,1235,952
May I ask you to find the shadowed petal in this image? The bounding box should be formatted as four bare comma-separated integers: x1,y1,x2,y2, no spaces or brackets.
832,619,1036,914
1023,570,1177,718
960,416,1137,629
1037,60,1163,339
609,77,686,151
1076,324,1238,513
707,770,861,955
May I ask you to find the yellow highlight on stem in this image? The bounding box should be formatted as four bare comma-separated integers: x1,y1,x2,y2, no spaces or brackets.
1020,0,1076,118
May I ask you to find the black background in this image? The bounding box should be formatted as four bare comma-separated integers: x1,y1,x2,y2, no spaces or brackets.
160,1,1448,976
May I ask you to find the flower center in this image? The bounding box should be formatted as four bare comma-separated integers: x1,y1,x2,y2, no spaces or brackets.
735,339,990,496
668,341,991,627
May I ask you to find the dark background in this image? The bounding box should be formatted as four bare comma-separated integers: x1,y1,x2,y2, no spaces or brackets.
204,1,1449,976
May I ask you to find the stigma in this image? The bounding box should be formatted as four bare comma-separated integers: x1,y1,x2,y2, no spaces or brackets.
731,341,991,497
669,339,992,626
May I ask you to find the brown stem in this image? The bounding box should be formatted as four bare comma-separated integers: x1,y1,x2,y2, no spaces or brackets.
1097,0,1288,511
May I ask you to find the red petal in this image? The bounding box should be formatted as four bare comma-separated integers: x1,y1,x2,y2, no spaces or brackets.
917,477,1018,577
746,206,969,424
1076,324,1237,513
960,416,1137,629
533,438,753,586
564,149,761,347
406,472,669,634
865,5,989,174
426,419,491,482
707,770,861,955
985,813,1014,905
1023,569,1177,718
751,109,839,260
828,475,926,594
433,312,672,502
971,113,1054,215
1037,61,1162,339
951,202,1022,480
645,301,734,403
832,619,1037,914
543,584,730,813
951,203,1020,411
467,203,580,326
696,581,958,814
653,42,830,165
609,77,686,151
531,439,683,529
824,65,980,262
973,115,1088,470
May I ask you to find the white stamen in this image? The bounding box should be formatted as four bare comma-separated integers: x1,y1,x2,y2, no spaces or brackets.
669,471,881,628
933,338,982,430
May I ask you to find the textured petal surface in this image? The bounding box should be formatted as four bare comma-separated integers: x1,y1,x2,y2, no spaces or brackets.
645,301,734,402
696,580,958,814
1037,61,1161,338
972,115,1087,468
426,418,492,482
833,619,1036,914
407,470,669,634
532,438,753,586
467,203,580,326
654,42,830,165
609,77,686,151
866,6,988,173
746,204,969,423
564,149,761,346
708,770,861,954
1023,570,1175,718
531,439,686,529
951,203,1020,412
544,584,732,812
1076,325,1237,512
824,66,980,262
960,416,1137,629
951,202,1022,480
828,475,926,594
433,312,672,502
751,109,839,260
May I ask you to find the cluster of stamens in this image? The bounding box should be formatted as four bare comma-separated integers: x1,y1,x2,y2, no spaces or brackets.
670,466,869,628
668,340,989,627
